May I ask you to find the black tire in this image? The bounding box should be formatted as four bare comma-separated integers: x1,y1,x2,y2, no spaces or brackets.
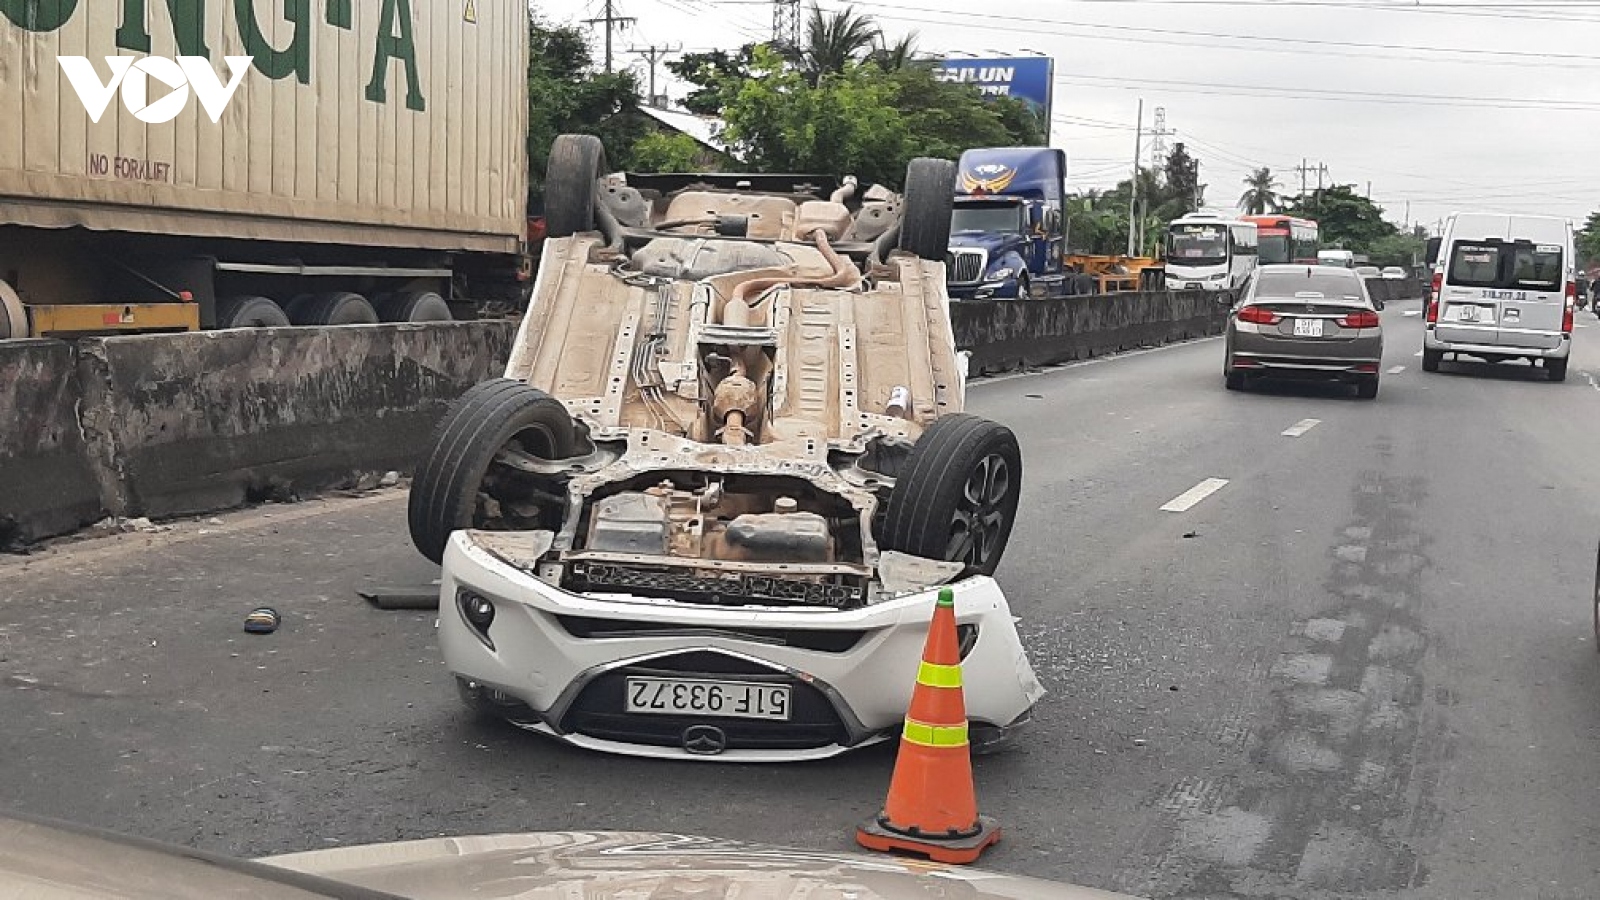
1421,348,1442,372
0,281,26,339
1015,273,1031,301
1548,357,1569,382
1356,377,1379,400
881,413,1022,578
897,157,958,261
408,379,580,564
213,295,290,329
287,291,378,326
1225,371,1246,391
374,290,453,323
545,134,606,238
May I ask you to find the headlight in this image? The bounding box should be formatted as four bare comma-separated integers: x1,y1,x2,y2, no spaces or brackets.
986,267,1015,282
1209,272,1227,280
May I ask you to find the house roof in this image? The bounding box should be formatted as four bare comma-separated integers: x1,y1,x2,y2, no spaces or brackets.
638,105,732,155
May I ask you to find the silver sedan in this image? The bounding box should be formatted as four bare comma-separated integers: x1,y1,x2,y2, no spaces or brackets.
1224,265,1386,399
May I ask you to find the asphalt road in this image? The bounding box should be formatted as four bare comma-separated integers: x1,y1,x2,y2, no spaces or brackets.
4,297,1600,898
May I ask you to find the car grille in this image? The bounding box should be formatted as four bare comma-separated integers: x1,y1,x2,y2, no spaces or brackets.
946,249,986,285
555,616,866,653
563,561,867,609
560,653,850,750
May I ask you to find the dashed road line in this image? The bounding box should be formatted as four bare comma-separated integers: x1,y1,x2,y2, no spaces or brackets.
1402,310,1421,317
1413,350,1424,357
1161,478,1229,513
1387,365,1406,374
1584,371,1600,392
1282,418,1322,438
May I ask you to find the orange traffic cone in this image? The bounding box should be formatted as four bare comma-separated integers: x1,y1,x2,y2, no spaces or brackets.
856,586,999,864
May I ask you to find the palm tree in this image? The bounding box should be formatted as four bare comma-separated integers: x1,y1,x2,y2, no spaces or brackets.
798,5,880,83
869,31,921,71
1238,167,1281,215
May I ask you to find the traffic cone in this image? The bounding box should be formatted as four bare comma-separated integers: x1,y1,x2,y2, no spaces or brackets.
856,586,999,864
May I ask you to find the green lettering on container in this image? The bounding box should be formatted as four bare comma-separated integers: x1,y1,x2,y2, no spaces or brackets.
366,0,424,112
0,0,79,32
325,0,349,28
116,0,210,57
235,0,310,83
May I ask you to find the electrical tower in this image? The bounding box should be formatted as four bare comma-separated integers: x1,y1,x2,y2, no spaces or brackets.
1294,159,1330,197
1149,107,1172,168
629,43,681,106
583,0,636,74
772,0,801,50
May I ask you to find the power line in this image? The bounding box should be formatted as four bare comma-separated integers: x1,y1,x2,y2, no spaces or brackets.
1048,70,1600,111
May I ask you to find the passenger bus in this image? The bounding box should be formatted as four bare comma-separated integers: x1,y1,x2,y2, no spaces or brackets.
1243,215,1319,265
1165,214,1259,293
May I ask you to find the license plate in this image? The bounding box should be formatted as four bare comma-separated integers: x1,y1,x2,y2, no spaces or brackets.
1293,318,1324,337
1457,305,1492,324
625,677,791,721
1187,282,1202,290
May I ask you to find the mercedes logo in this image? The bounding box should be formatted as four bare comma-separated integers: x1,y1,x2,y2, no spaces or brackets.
682,724,728,755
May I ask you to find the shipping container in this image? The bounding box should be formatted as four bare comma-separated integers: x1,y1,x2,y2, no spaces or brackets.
0,0,529,338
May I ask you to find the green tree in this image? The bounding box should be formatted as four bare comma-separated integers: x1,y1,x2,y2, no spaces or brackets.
1238,167,1281,215
526,16,647,194
1577,210,1600,265
630,131,706,173
794,4,881,84
1163,143,1202,216
1281,185,1397,253
870,31,921,71
664,44,759,117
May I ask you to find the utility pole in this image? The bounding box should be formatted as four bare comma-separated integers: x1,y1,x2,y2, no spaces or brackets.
1127,98,1143,258
1316,163,1328,191
584,0,636,74
772,0,801,50
1297,158,1308,197
1366,180,1372,198
1404,200,1410,230
1193,160,1202,213
629,43,681,105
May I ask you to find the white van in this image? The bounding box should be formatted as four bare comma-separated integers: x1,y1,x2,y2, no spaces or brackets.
1423,212,1575,382
1165,214,1258,293
1317,249,1355,268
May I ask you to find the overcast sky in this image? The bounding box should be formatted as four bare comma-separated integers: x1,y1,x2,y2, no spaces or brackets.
534,0,1600,231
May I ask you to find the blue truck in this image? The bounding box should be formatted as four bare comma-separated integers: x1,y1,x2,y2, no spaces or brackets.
945,147,1071,301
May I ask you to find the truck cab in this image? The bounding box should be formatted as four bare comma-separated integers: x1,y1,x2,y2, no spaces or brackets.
946,148,1068,301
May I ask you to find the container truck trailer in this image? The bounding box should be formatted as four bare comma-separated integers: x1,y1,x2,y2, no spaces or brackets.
0,0,529,340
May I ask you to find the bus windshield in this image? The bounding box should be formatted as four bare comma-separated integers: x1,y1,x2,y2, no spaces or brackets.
1258,234,1290,264
951,202,1025,234
1169,224,1228,265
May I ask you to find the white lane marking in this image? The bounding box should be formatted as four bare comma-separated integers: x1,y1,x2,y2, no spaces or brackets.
1414,350,1424,357
1402,310,1421,317
1584,371,1600,392
1281,418,1322,437
969,336,1223,386
1387,365,1406,374
1160,478,1229,513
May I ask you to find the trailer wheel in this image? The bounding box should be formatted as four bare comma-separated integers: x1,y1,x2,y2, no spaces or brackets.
545,134,607,238
897,157,957,261
214,295,290,329
374,290,453,323
287,291,378,326
880,413,1023,578
0,280,26,340
408,379,581,564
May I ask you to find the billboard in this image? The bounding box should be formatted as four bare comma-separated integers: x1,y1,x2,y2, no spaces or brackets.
931,57,1054,139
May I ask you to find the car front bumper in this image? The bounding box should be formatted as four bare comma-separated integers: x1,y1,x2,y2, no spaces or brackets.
438,532,1045,762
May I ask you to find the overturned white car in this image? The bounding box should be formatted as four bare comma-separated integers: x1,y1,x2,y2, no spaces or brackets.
408,135,1043,761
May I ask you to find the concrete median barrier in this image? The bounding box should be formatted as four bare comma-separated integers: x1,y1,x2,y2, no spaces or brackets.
953,290,1227,375
0,322,514,547
0,339,107,546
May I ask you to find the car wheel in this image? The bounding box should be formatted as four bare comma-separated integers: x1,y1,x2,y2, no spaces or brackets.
1225,371,1246,391
1356,377,1379,400
0,280,27,339
881,413,1022,578
1016,273,1032,300
286,291,378,326
1421,348,1442,372
545,134,606,238
213,295,291,329
897,158,958,261
1547,357,1568,382
374,290,453,322
408,379,581,564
